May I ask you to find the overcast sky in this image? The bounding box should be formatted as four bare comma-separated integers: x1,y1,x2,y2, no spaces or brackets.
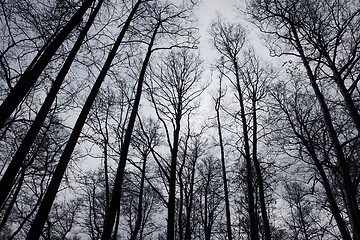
196,0,240,62
195,0,266,64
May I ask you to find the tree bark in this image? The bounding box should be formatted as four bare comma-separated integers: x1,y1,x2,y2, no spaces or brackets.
185,155,197,240
167,112,182,240
0,0,95,129
130,153,147,240
234,59,259,240
215,81,233,240
282,104,352,240
291,24,360,240
0,0,103,211
251,100,271,240
101,16,159,240
26,1,140,238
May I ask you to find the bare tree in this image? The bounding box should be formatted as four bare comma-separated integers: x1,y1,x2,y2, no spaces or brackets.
100,6,160,239
197,156,225,240
0,0,95,128
213,70,233,240
146,48,203,240
270,71,354,239
0,0,104,212
248,2,360,237
127,118,162,240
282,181,331,240
26,1,143,238
249,0,360,132
42,197,83,240
0,113,70,238
211,17,274,240
176,122,207,240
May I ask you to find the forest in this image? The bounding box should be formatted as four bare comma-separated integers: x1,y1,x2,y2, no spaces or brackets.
0,0,359,239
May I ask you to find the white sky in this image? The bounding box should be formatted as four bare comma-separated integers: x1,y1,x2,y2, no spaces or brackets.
196,0,241,63
196,0,270,63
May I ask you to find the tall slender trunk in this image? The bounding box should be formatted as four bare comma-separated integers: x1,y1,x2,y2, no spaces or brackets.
291,25,360,240
167,112,182,240
0,0,103,211
185,156,197,240
297,201,310,240
101,18,159,240
0,169,24,232
281,102,352,240
26,1,140,238
104,135,110,214
112,206,121,240
179,126,191,240
0,0,95,129
251,100,271,240
130,153,147,240
102,103,111,214
178,175,184,240
234,60,259,240
313,160,352,239
215,82,233,240
307,139,351,239
204,178,210,240
323,52,360,133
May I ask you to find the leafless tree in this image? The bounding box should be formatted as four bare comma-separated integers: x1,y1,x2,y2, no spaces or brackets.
26,1,144,238
270,70,355,239
0,0,95,128
146,47,203,239
248,2,360,237
211,16,274,240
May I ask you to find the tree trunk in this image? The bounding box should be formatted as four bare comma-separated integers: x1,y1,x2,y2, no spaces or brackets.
185,156,197,240
234,59,259,240
179,127,191,240
204,179,210,240
291,25,360,240
0,0,103,211
130,153,147,240
280,99,353,240
167,112,182,240
323,52,360,133
0,0,95,129
101,16,159,240
26,1,140,237
0,169,24,232
215,81,233,240
178,174,184,240
307,139,351,239
251,100,271,240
